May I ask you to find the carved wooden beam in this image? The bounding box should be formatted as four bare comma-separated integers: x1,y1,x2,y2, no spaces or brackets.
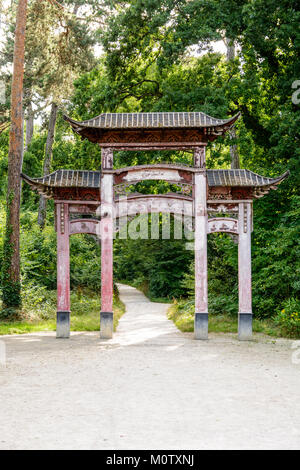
207,217,238,234
69,218,99,236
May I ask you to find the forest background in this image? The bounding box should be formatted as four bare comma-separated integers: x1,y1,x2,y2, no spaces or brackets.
0,0,299,337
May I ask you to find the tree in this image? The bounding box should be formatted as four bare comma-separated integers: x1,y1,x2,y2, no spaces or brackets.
2,0,28,309
37,102,57,228
27,0,97,227
224,38,240,169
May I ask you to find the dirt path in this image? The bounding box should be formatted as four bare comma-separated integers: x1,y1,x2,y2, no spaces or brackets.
0,283,299,450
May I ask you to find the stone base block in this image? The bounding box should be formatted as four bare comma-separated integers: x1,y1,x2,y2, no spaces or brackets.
56,311,70,338
194,313,208,340
238,313,253,341
100,312,113,339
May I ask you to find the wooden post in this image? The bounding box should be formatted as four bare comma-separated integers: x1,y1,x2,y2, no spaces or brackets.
56,203,70,338
238,202,252,340
194,146,208,339
100,148,114,339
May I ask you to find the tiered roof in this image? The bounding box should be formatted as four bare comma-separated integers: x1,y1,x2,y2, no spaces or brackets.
21,168,289,200
63,112,241,144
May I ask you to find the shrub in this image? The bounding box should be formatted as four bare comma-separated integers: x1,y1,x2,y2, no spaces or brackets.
274,298,300,338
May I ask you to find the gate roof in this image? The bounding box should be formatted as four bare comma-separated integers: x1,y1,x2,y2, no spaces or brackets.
21,168,289,200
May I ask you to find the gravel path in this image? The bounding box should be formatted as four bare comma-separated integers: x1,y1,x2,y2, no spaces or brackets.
0,283,299,450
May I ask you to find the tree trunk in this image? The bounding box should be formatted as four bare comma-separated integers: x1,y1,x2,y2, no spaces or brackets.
2,0,28,309
225,37,235,62
38,102,58,229
229,127,240,169
225,38,240,169
73,4,80,15
25,100,34,152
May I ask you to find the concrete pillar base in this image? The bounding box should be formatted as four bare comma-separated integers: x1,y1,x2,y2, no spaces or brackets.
238,313,253,341
194,313,208,340
56,311,70,338
100,312,113,339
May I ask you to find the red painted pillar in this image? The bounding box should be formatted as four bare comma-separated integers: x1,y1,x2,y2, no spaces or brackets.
194,146,208,339
56,202,70,338
238,201,253,340
100,148,114,339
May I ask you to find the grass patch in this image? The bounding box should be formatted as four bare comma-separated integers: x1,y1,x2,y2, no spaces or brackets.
168,301,283,337
0,286,125,335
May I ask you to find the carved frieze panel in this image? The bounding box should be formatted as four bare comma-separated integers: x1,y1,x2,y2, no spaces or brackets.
97,129,207,144
68,204,99,214
114,176,193,198
207,217,238,234
207,203,239,215
231,187,253,200
123,168,183,183
208,186,254,201
52,188,100,201
69,218,99,236
208,186,232,200
114,167,193,185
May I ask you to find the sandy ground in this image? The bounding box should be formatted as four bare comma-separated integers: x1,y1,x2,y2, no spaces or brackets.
0,283,299,450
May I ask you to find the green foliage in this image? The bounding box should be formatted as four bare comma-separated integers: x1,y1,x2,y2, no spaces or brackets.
1,193,21,310
252,195,300,317
1,0,299,334
181,234,239,315
0,131,9,199
180,196,300,320
275,298,300,338
114,216,193,299
0,286,125,334
17,211,101,291
168,301,281,337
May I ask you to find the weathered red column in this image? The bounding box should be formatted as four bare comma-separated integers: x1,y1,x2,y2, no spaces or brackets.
56,202,70,338
238,201,253,340
100,148,114,339
194,146,208,339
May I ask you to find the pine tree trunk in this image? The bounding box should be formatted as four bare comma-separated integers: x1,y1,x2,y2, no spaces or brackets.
25,101,34,152
225,38,240,169
38,102,58,229
229,127,240,169
2,0,28,309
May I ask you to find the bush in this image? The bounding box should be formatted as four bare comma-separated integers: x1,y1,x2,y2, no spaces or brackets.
21,282,56,320
274,298,300,338
19,214,101,291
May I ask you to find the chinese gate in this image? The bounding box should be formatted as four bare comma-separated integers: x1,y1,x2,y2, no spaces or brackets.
22,111,289,341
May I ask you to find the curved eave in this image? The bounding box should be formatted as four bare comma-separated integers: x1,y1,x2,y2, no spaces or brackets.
267,170,290,186
63,112,240,132
21,173,54,199
253,170,290,198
